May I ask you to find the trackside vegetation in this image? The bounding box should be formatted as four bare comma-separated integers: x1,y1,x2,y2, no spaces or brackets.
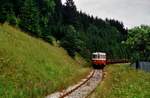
88,64,150,98
0,24,90,98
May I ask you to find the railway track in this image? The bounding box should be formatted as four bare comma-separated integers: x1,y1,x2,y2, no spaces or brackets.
46,69,103,98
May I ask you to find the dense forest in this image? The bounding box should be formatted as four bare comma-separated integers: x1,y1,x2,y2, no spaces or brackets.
0,0,129,60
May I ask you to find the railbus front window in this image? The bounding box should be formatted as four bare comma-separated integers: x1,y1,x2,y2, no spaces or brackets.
92,54,97,59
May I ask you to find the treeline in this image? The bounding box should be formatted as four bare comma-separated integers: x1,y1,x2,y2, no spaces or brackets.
0,0,129,60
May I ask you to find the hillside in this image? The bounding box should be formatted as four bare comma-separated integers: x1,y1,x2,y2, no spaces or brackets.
0,24,90,98
88,64,150,98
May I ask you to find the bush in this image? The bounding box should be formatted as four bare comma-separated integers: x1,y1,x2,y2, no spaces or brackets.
43,35,53,44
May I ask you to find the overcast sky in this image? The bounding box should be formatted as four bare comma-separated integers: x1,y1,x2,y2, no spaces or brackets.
62,0,150,28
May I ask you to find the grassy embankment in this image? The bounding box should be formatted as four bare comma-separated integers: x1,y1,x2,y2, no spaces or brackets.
89,64,150,98
0,24,90,98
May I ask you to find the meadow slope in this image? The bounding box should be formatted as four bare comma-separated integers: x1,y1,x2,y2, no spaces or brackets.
0,24,90,98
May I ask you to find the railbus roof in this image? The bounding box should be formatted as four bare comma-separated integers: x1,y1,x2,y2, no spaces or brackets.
92,52,106,55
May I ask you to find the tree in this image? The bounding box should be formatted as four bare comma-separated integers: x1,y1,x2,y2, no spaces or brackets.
37,0,55,41
54,0,63,21
125,25,150,62
60,25,78,57
106,18,128,41
0,1,13,23
63,0,77,25
19,0,41,37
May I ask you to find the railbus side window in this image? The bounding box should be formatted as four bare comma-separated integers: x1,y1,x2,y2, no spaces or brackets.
102,55,105,59
98,54,100,59
103,55,105,59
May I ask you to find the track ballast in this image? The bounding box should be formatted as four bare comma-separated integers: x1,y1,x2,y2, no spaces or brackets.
46,69,103,98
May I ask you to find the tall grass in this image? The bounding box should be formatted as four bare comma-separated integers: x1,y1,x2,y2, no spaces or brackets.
88,64,150,98
0,23,90,98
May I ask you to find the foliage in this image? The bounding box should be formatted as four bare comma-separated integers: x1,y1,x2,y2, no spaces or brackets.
106,18,128,41
19,0,41,37
125,25,150,61
60,25,78,57
63,0,77,25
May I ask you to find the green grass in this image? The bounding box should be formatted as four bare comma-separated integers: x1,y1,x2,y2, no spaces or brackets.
0,23,90,98
88,64,150,98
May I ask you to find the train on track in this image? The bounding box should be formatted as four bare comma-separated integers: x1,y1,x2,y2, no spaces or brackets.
92,52,106,69
92,52,129,69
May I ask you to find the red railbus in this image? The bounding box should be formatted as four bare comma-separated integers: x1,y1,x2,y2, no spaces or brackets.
92,52,106,68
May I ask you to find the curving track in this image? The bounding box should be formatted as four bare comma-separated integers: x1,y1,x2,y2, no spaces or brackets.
46,69,103,98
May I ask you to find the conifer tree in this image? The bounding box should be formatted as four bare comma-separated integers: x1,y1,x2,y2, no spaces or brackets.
19,0,41,37
63,0,77,25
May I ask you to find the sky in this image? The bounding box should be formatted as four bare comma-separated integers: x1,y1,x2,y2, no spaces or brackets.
61,0,150,28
